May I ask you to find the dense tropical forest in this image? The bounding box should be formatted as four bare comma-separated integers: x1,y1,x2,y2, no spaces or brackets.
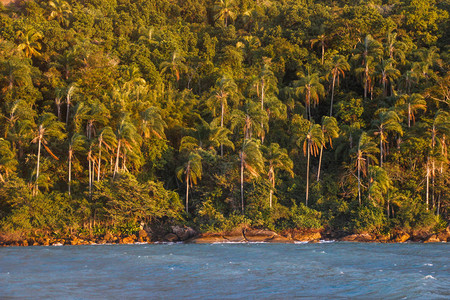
0,0,449,242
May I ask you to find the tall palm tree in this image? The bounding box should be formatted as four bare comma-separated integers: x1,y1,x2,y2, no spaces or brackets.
230,103,268,142
368,165,391,216
326,54,350,116
372,110,403,167
262,143,293,208
299,123,324,206
384,31,406,63
353,132,379,205
207,74,238,155
353,35,383,100
239,138,264,213
68,133,86,195
177,151,202,214
254,58,278,142
31,113,66,194
295,70,324,120
213,0,237,27
16,28,43,58
317,116,339,181
310,33,328,65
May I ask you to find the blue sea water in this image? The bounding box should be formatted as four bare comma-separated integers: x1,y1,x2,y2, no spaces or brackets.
0,242,449,299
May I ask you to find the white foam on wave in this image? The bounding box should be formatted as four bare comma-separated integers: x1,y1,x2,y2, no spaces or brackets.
294,241,308,244
319,240,335,243
424,275,436,280
423,263,433,266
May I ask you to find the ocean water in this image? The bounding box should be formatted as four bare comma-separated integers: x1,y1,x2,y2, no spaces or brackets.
1,242,449,299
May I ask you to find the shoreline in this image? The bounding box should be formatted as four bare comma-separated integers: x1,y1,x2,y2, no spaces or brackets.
1,227,449,247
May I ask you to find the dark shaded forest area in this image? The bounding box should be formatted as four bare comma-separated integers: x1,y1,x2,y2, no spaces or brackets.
0,0,449,242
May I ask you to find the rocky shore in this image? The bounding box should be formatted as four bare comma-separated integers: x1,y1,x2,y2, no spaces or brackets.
1,226,449,247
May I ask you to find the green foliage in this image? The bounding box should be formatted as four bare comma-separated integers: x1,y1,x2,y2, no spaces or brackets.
0,0,448,238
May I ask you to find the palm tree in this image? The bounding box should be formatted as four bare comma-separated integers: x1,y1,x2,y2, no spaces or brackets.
353,35,383,100
68,133,86,195
326,54,350,116
160,51,187,83
262,143,293,208
317,116,339,181
140,107,166,140
299,123,324,206
426,111,450,209
372,110,403,167
239,138,264,213
230,103,268,142
375,58,400,97
16,28,43,58
0,138,18,182
113,117,142,179
213,0,237,27
96,126,116,181
384,31,406,63
254,58,278,142
311,33,328,65
65,83,77,126
31,113,66,194
207,74,238,155
176,151,202,214
353,132,379,205
398,93,427,127
0,57,32,91
48,0,72,27
368,165,392,216
295,70,324,120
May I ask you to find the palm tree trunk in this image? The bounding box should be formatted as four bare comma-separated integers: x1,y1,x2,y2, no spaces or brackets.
88,157,92,196
426,159,429,210
321,43,324,65
357,155,361,206
330,73,336,116
306,141,310,206
317,145,323,182
220,101,224,157
240,152,244,214
35,138,41,194
364,65,368,100
408,103,411,128
186,163,190,214
97,140,102,182
113,140,121,178
68,150,72,195
66,101,70,125
380,134,383,167
261,81,265,143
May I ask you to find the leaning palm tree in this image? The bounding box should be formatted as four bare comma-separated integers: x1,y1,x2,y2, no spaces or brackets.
176,151,203,214
31,113,66,194
317,116,339,181
140,106,167,140
299,123,324,206
239,138,264,213
262,143,293,208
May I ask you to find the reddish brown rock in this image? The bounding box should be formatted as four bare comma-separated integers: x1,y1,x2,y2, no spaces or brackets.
392,232,410,243
267,235,293,243
340,233,375,242
244,229,277,242
121,235,137,244
424,235,440,243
